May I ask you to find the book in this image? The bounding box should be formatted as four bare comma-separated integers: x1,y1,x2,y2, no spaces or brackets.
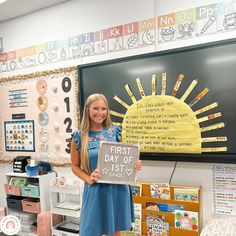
121,203,142,235
150,183,170,199
157,203,185,212
175,210,198,231
146,212,169,236
145,212,164,223
147,222,169,236
146,201,159,211
146,201,185,212
174,188,199,202
130,183,142,196
132,203,142,234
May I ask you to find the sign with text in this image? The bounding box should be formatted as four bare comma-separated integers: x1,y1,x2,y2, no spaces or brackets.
212,165,236,215
97,141,140,184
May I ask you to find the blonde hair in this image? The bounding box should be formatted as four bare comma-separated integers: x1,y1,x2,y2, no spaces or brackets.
80,93,112,174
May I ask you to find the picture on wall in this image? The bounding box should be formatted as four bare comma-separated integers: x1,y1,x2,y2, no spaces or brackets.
4,120,35,152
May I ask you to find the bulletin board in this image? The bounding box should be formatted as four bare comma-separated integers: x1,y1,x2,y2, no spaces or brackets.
0,66,79,165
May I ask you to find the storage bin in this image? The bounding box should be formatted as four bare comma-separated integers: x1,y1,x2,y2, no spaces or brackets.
4,184,21,195
7,209,21,220
19,224,34,233
7,195,25,211
22,198,41,214
19,211,36,226
25,164,39,176
21,185,40,198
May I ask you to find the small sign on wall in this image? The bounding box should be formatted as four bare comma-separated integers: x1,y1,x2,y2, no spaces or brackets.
97,141,140,184
212,165,236,215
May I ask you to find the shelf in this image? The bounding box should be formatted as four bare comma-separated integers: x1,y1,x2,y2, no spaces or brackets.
6,172,40,178
51,207,81,218
50,176,81,234
17,231,37,236
50,186,80,195
52,228,79,236
55,201,80,211
53,220,80,234
6,172,56,179
134,195,200,212
5,172,57,236
133,183,201,236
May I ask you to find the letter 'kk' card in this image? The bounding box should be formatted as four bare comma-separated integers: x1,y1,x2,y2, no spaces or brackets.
97,141,140,184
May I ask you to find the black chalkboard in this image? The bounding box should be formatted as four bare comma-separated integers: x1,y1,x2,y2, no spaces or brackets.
78,39,236,163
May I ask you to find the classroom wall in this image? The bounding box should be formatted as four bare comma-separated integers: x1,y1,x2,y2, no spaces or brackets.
1,0,236,229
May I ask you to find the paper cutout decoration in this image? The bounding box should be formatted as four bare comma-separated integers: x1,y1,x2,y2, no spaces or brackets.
36,79,47,95
37,96,48,111
38,112,49,126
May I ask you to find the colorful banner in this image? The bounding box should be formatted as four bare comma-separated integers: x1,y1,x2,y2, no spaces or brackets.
0,0,236,74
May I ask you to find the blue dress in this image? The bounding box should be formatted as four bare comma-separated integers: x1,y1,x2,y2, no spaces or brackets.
72,126,134,236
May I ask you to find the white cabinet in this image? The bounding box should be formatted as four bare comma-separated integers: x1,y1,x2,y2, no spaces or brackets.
5,172,56,235
50,177,81,236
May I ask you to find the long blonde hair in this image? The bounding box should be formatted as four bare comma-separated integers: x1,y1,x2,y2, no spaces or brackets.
80,93,112,174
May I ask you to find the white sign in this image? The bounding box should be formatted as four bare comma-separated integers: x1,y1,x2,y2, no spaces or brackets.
97,141,140,184
212,165,236,215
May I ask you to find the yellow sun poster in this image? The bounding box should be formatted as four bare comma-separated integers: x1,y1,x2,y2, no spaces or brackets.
111,73,227,154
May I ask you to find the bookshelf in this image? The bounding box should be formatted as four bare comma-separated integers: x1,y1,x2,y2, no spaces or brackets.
133,183,201,236
49,177,81,235
4,172,56,235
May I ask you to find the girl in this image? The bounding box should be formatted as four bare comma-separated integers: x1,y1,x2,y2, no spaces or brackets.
71,93,142,236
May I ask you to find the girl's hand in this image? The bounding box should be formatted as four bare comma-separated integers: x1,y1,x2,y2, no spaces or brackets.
88,169,100,185
134,160,142,171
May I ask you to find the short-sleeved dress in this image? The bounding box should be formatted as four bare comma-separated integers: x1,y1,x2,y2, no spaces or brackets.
72,126,134,236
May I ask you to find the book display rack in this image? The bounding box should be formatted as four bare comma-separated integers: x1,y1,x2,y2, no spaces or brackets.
133,183,201,236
